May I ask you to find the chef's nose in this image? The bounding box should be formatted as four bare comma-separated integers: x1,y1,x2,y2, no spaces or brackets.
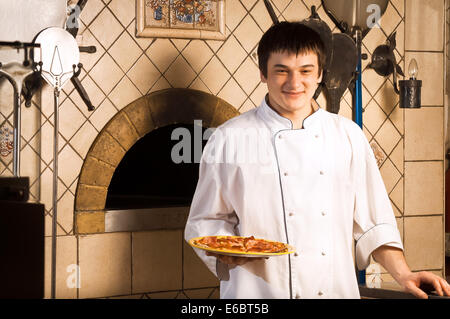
285,72,304,90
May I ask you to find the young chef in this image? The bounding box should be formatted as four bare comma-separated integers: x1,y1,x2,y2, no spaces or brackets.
184,21,450,299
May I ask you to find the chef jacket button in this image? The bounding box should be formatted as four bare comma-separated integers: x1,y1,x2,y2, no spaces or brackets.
289,212,294,217
278,135,283,139
294,252,298,257
318,291,324,296
321,211,326,216
315,134,319,138
321,252,326,256
319,171,324,175
284,172,288,176
295,294,301,299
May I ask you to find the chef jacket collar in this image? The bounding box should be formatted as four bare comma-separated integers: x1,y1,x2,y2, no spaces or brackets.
258,94,323,131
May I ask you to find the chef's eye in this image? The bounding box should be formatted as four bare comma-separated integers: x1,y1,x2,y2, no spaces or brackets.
275,69,288,74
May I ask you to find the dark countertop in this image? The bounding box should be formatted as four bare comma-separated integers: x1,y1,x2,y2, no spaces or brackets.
359,282,450,299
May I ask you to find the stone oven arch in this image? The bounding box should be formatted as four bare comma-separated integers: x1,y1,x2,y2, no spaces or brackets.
74,88,239,234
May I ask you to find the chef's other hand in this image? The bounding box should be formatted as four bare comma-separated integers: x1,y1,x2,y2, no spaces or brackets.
399,271,450,299
206,252,267,266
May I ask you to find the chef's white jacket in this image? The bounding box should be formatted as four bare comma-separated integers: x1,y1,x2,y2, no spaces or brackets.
184,96,403,299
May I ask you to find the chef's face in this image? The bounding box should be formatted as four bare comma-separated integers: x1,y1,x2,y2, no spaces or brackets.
260,50,322,118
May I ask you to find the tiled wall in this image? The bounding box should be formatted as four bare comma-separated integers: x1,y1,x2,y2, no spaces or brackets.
0,0,446,298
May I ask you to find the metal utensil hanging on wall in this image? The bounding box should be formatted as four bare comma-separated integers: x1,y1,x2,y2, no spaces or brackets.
33,27,80,299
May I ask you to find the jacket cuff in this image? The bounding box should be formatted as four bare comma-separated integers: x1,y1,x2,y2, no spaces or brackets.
355,223,403,270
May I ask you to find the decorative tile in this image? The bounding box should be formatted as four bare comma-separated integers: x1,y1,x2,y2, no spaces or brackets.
79,0,106,26
389,104,404,134
379,158,401,194
182,40,214,73
108,76,142,110
71,120,98,159
189,77,211,93
233,14,263,53
88,7,124,50
233,57,260,95
374,80,398,116
89,53,125,95
250,0,278,32
171,39,190,52
20,103,40,143
19,144,40,184
57,191,75,234
282,0,309,22
58,98,86,141
405,0,445,51
78,29,105,72
108,0,135,27
217,35,247,74
218,77,247,109
390,138,404,174
199,56,230,94
362,69,387,98
271,0,291,14
404,161,444,215
404,216,444,271
109,31,142,72
149,76,171,93
225,0,247,32
238,98,256,113
132,231,182,294
58,144,83,187
363,99,387,136
146,39,180,74
164,55,197,88
250,82,268,106
79,233,132,298
379,2,402,39
390,177,403,215
183,241,219,289
405,107,444,161
240,0,258,11
44,236,78,299
375,118,401,156
89,98,117,132
127,54,161,94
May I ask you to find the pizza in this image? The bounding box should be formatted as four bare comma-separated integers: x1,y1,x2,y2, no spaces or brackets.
193,236,289,254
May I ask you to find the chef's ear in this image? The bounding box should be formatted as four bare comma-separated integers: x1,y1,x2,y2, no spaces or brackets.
317,69,323,84
260,71,267,84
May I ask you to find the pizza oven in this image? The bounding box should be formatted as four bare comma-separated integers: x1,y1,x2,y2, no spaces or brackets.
74,88,239,234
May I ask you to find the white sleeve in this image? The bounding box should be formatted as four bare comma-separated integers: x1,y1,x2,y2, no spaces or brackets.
352,126,403,270
184,131,238,277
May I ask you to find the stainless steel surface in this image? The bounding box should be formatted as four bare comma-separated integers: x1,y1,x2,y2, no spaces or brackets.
34,27,80,300
51,89,59,300
33,28,80,89
322,0,388,31
105,207,191,232
0,62,35,176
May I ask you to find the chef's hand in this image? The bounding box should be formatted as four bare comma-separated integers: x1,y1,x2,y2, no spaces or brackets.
398,271,450,299
206,252,267,266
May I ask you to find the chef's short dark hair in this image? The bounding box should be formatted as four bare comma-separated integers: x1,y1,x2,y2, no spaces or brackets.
257,21,326,78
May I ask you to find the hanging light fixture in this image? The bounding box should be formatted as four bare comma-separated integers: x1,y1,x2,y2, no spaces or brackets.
399,58,422,108
368,32,422,109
